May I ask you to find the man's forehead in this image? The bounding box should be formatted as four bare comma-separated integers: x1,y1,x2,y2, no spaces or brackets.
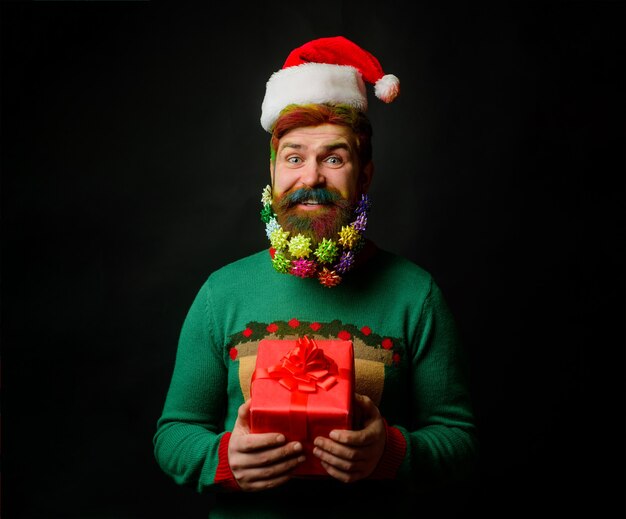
278,124,354,150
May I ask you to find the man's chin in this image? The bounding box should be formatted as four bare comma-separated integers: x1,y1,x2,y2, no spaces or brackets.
278,205,347,244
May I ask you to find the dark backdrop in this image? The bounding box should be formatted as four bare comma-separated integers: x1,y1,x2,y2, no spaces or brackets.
2,2,624,518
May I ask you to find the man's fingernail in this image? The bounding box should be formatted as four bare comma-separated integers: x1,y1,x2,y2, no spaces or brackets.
276,434,286,443
329,431,339,441
293,442,302,452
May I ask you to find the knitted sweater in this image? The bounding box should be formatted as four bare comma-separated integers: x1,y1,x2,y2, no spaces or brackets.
153,244,477,518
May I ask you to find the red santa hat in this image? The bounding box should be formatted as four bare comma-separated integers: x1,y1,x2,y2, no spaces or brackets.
260,36,400,132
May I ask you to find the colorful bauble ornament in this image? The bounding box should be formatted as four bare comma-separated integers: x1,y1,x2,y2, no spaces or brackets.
261,185,273,206
290,258,317,278
318,267,342,288
260,185,371,287
265,217,280,239
334,250,356,275
338,225,360,250
269,227,290,250
271,251,292,274
288,234,312,258
314,238,339,264
260,204,274,224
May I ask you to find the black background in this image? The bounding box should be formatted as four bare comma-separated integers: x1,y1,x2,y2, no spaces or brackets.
1,1,624,518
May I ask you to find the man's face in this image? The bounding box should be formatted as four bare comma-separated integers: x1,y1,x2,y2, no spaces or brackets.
271,124,372,243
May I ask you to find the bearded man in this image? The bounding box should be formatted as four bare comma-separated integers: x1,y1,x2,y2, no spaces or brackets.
154,36,478,519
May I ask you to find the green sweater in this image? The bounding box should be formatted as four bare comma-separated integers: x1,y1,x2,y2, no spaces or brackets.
154,244,477,518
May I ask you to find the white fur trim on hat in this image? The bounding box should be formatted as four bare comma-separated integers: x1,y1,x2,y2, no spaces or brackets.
260,62,367,132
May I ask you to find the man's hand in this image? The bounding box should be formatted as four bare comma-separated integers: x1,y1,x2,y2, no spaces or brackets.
228,399,305,491
312,393,386,483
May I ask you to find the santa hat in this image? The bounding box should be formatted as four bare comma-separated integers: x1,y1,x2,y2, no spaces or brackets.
260,36,400,132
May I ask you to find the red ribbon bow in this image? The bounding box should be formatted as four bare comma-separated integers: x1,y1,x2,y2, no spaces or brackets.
266,336,338,393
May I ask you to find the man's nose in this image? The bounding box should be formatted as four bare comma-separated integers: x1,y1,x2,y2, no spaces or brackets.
299,162,325,188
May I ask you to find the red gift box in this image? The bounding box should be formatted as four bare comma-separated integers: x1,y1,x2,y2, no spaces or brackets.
250,336,354,476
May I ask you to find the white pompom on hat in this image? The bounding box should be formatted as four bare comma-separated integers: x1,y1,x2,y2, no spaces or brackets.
260,36,400,132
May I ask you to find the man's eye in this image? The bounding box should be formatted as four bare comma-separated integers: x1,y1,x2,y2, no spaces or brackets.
287,156,302,164
325,156,342,165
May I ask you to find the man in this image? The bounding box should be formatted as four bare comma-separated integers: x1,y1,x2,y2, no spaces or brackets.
154,36,478,518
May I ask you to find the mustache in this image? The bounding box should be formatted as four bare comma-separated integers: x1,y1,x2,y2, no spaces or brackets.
277,187,343,209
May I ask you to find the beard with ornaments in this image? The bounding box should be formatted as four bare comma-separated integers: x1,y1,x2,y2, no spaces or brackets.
260,185,371,288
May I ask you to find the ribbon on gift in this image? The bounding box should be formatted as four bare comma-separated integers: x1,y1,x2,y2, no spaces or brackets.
254,336,339,393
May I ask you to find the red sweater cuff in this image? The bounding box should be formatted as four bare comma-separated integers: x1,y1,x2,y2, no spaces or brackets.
369,421,406,480
213,432,241,491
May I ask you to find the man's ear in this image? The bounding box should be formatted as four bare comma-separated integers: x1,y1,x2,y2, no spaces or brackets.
269,159,275,187
359,162,374,194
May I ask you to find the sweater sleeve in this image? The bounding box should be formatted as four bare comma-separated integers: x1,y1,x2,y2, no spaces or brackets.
394,279,478,488
153,280,235,493
368,421,407,479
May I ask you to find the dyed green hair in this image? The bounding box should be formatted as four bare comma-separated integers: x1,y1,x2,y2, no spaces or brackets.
269,104,373,168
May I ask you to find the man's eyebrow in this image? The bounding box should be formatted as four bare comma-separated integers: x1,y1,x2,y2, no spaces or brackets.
278,142,351,152
279,142,303,151
322,142,351,153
